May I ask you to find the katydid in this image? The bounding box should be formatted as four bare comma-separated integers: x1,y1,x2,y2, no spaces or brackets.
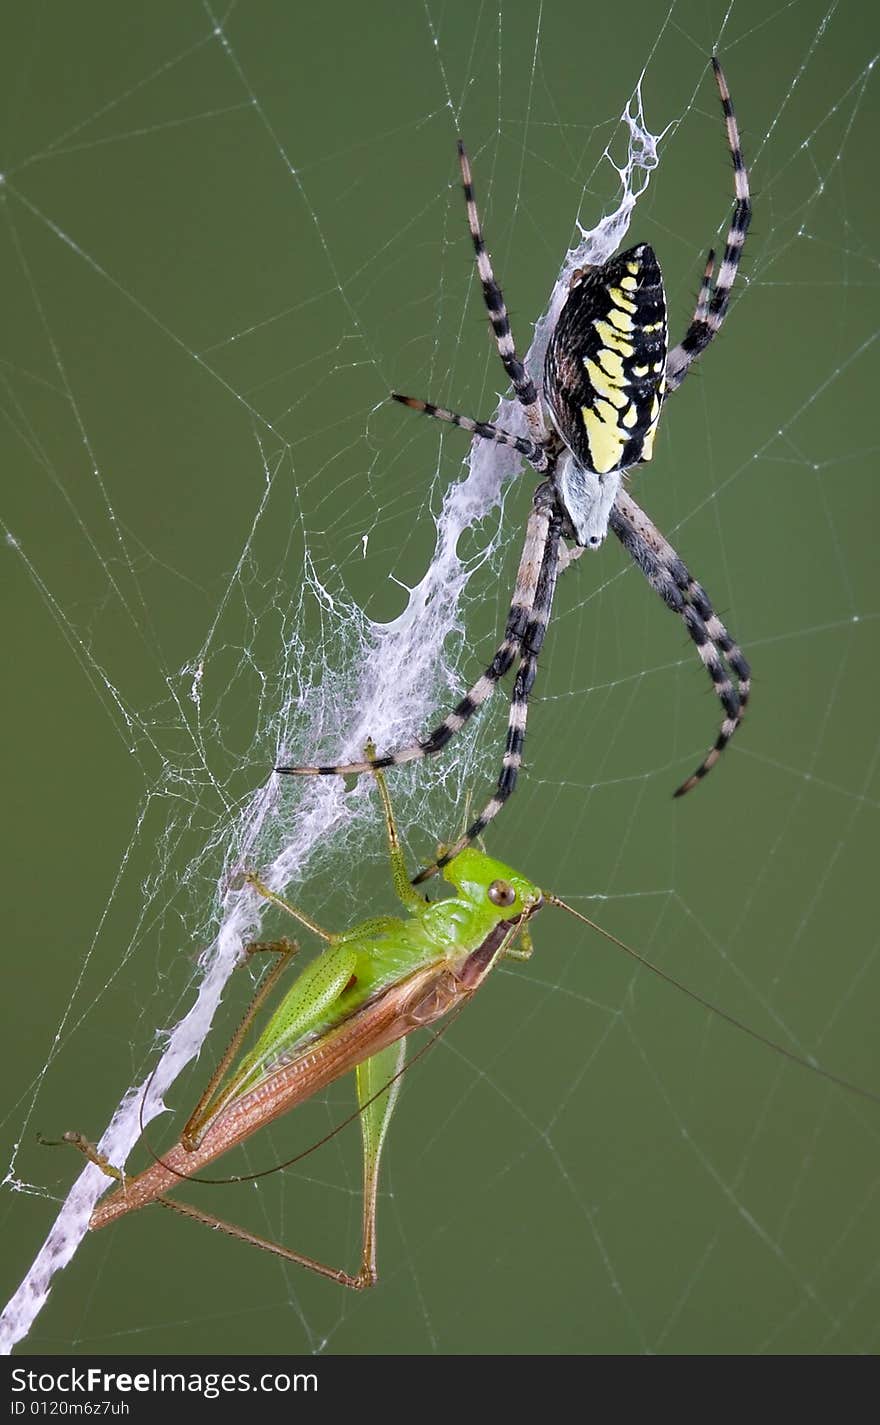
62,757,878,1290
65,758,545,1290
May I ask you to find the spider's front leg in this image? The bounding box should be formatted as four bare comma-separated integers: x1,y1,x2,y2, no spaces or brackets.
413,490,563,882
276,499,554,788
610,491,750,794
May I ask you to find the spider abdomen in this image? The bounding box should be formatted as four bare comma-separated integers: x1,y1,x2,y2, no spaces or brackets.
544,243,668,479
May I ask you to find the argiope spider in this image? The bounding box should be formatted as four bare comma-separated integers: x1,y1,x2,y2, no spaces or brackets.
279,59,751,882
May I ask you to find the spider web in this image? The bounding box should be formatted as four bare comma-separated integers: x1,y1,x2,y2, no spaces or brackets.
2,0,879,1356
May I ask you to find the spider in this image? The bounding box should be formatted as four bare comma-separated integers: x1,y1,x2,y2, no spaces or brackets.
278,59,751,882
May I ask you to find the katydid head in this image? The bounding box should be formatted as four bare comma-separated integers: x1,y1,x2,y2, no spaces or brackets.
441,846,543,920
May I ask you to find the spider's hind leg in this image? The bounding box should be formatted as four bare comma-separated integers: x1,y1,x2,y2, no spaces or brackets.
665,59,751,394
456,140,546,443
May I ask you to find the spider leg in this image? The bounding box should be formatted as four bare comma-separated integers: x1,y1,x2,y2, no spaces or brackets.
457,140,547,444
684,577,751,708
391,393,549,473
414,508,563,881
276,505,552,779
694,247,716,324
617,491,750,701
609,491,748,796
665,58,751,394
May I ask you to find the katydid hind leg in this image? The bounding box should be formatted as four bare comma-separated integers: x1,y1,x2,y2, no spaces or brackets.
355,1040,407,1286
183,939,299,1151
187,942,359,1150
149,1041,408,1290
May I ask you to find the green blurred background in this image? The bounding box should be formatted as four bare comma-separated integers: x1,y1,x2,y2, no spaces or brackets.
2,0,879,1356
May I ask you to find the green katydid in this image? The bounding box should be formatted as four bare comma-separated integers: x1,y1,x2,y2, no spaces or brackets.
64,753,545,1290
62,754,878,1290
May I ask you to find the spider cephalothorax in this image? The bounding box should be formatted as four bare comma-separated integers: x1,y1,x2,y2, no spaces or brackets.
279,59,752,882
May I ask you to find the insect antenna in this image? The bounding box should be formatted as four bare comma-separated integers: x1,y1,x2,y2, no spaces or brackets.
546,894,880,1106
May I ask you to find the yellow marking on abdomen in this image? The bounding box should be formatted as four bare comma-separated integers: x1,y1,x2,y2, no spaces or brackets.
608,287,637,313
585,348,625,385
582,404,625,473
607,306,634,333
593,320,634,358
585,359,628,408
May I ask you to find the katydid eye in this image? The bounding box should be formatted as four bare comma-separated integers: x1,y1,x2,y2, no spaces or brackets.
488,879,516,908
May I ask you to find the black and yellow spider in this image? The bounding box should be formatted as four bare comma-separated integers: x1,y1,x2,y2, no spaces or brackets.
279,59,751,880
